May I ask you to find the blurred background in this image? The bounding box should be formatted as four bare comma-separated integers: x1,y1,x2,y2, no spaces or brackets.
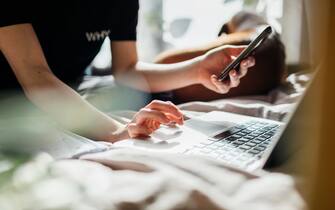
92,0,310,72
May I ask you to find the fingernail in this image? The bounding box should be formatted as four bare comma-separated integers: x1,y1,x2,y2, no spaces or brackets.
231,70,237,76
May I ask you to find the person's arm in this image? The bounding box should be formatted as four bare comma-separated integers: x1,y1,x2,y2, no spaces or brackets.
154,29,286,102
111,41,255,94
0,24,183,142
155,31,253,64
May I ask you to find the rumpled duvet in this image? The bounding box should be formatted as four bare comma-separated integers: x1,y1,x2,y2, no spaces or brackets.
0,150,305,210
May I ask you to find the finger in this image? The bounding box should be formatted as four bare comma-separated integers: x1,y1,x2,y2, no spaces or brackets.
147,100,183,123
211,75,230,94
136,108,170,125
165,113,184,125
239,60,249,78
127,123,153,138
145,120,156,131
146,120,162,131
148,100,183,117
153,121,161,130
228,70,240,88
241,57,256,68
239,57,255,78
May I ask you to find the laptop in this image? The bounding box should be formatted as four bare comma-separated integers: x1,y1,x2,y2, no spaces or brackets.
109,111,282,171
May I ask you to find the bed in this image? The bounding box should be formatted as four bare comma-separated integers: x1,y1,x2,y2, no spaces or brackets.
0,72,310,210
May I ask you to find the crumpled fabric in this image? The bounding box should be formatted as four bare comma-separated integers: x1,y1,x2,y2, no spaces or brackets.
178,72,310,122
0,151,305,210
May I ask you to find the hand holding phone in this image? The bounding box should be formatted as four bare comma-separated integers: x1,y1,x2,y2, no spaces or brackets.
218,25,273,81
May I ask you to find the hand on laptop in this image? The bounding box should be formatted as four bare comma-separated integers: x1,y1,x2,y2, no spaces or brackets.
126,100,184,139
197,45,255,94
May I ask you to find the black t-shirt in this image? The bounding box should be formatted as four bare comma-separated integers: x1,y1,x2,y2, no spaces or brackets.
0,0,139,91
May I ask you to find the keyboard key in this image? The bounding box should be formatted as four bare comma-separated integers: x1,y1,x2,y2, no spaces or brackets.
236,147,248,152
229,127,243,134
264,126,274,131
225,136,239,142
235,125,247,129
235,140,246,145
212,130,234,140
245,121,257,125
251,139,262,144
255,137,267,142
250,125,263,129
232,141,244,147
239,145,252,150
269,125,279,129
254,146,266,151
244,135,254,140
248,134,259,138
248,149,261,155
244,129,254,134
257,136,268,141
238,131,249,136
261,142,270,147
246,142,257,147
238,138,250,143
262,134,273,139
253,131,264,136
246,126,257,131
233,133,244,138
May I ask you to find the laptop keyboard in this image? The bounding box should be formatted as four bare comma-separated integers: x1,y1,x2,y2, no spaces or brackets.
183,121,280,168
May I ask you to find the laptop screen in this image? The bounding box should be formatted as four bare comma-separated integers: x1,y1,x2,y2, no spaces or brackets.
264,69,321,170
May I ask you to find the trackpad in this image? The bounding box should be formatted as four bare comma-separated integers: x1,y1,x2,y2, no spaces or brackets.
185,117,235,136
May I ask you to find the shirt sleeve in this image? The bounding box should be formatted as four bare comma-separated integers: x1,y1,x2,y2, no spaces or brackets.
109,0,139,41
0,2,34,28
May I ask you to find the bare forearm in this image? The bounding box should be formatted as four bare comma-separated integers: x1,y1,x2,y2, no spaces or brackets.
21,68,126,141
114,56,203,93
155,31,253,64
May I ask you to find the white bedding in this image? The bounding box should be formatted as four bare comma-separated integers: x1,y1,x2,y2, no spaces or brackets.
0,151,305,210
179,72,310,121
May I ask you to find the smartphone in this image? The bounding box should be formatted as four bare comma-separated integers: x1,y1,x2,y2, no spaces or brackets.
218,25,273,81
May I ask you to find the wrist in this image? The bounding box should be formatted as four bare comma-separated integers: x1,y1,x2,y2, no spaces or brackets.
188,55,205,85
111,124,130,142
89,117,129,143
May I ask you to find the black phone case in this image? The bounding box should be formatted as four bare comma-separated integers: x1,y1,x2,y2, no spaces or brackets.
218,26,273,81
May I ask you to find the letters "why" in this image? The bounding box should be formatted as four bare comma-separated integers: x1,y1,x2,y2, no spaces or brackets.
85,30,111,42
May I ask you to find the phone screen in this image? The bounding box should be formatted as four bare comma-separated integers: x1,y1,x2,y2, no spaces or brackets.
218,25,273,81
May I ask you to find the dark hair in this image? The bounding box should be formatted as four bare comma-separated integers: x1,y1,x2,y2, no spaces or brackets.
220,11,287,91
